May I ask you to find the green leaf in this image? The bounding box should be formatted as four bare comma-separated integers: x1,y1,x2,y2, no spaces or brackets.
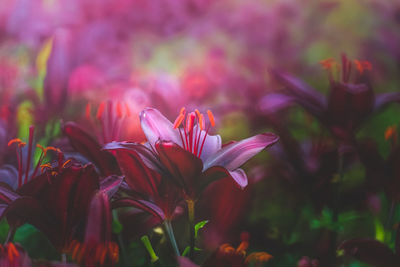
182,246,201,257
194,220,209,239
112,218,123,234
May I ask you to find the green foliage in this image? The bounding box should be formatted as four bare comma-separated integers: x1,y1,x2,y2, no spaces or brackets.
14,224,59,260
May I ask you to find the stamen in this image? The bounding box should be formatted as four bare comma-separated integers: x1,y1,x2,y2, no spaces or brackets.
125,103,131,117
198,114,205,131
187,113,196,153
354,59,372,74
85,103,91,120
108,243,119,263
96,102,105,120
72,242,81,260
7,138,22,147
245,252,273,264
207,110,215,127
40,163,52,172
116,101,123,118
173,113,185,129
7,243,19,262
186,112,196,134
236,240,249,255
61,159,72,169
219,244,235,254
319,58,336,70
362,60,372,71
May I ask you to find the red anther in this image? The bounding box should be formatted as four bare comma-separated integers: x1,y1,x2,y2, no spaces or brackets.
219,244,236,254
116,101,123,118
199,114,205,131
207,110,215,127
7,243,19,262
354,60,363,74
72,242,81,260
96,102,105,120
7,138,22,147
85,103,92,120
362,60,372,71
125,103,131,117
245,252,273,264
186,112,196,133
236,240,249,254
108,242,119,263
179,107,186,115
354,59,372,74
173,113,185,129
319,58,335,70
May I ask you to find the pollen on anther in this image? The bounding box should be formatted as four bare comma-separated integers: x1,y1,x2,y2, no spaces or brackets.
173,113,185,129
7,138,22,147
319,58,336,70
354,59,372,74
186,112,196,133
207,110,215,127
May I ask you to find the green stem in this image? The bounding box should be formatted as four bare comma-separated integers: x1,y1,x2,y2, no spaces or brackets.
164,220,180,256
385,200,396,231
330,153,344,266
112,210,129,267
4,226,16,244
187,199,195,260
141,235,159,263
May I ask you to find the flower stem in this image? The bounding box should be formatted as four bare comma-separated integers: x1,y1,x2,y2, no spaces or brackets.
112,210,129,267
187,199,195,260
61,253,67,263
141,235,159,263
164,220,180,257
4,226,15,244
330,152,344,266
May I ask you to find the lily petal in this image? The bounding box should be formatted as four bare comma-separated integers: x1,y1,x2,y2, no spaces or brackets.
156,141,203,195
271,70,326,117
199,132,222,162
0,184,20,204
375,92,400,111
140,108,181,148
84,191,111,243
63,122,120,176
113,197,165,222
204,133,279,171
113,149,161,198
196,166,232,197
100,175,124,198
259,93,296,114
104,141,165,174
229,168,248,189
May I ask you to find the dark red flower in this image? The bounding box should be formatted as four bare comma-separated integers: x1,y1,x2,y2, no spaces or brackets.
67,191,119,267
264,54,400,143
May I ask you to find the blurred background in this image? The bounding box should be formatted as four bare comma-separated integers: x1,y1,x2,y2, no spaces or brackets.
1,0,400,266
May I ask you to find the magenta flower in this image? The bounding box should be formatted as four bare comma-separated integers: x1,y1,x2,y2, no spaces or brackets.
105,107,278,200
136,107,278,191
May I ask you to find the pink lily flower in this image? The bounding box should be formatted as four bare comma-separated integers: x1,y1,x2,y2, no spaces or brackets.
105,107,278,197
